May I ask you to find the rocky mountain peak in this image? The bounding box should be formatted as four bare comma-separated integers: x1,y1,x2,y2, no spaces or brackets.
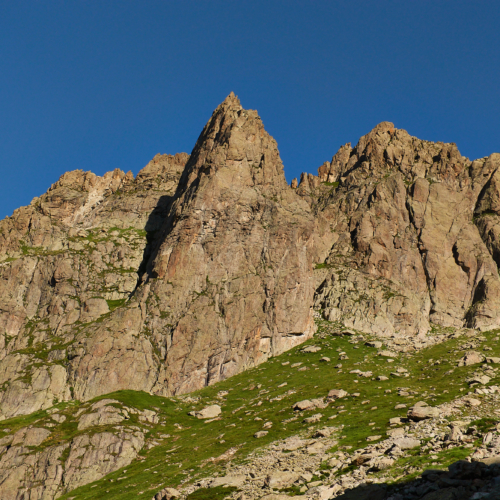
2,96,500,500
176,92,288,200
142,96,316,393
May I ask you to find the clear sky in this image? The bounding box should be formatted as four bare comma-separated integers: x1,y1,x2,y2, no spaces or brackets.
1,1,499,218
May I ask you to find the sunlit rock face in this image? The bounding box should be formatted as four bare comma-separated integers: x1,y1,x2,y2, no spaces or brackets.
1,94,500,422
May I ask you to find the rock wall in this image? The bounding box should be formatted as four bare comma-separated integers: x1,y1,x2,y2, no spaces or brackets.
0,399,148,500
0,94,318,419
301,122,500,336
141,92,317,394
0,153,188,418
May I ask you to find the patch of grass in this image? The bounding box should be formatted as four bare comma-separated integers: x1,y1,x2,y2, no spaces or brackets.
386,446,471,487
0,256,17,264
314,263,334,270
280,484,305,496
470,417,499,434
322,181,339,188
106,298,127,311
0,409,49,434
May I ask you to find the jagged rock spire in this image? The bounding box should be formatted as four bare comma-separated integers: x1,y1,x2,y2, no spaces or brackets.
145,95,316,394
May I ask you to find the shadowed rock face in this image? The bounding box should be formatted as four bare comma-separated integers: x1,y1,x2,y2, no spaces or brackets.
0,153,189,418
1,95,500,420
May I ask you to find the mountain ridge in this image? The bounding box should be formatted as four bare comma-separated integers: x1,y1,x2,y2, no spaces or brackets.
0,94,500,420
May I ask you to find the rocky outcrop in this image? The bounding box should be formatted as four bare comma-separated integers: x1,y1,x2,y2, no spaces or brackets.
0,400,146,500
0,93,318,419
0,153,189,418
140,92,317,394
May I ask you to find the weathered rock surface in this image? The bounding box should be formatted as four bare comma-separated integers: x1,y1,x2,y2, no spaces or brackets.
309,124,500,337
0,94,318,419
189,404,221,419
154,487,181,500
142,93,318,394
0,152,189,419
408,402,441,421
0,402,145,500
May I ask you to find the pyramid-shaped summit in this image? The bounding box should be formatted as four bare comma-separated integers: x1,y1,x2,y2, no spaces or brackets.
144,93,318,394
177,91,290,195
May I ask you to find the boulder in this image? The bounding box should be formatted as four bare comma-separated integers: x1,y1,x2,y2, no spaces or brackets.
301,345,321,353
293,400,315,411
189,405,221,419
486,357,500,364
463,397,482,407
407,402,440,421
467,375,491,385
392,437,420,450
366,341,383,348
379,350,397,358
154,487,181,500
209,475,246,488
254,431,268,438
328,389,347,400
458,351,484,366
314,427,336,438
387,427,405,438
265,471,300,489
303,413,323,423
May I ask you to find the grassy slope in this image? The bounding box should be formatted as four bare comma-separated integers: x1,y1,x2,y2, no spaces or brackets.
2,321,499,500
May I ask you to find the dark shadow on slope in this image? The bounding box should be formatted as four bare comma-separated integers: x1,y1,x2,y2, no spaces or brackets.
135,194,176,287
144,176,201,280
334,458,500,500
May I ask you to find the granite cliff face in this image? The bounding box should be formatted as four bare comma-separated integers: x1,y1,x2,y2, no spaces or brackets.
0,152,188,419
140,93,318,394
1,94,500,425
300,122,500,337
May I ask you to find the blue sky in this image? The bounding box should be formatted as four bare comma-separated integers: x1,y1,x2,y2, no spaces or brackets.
1,1,499,218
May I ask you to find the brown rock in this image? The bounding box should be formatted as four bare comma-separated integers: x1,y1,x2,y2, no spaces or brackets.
458,350,484,366
265,471,300,489
293,400,315,411
407,401,440,421
313,124,500,336
2,94,500,436
154,487,181,500
146,93,317,394
189,404,221,419
328,389,348,400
